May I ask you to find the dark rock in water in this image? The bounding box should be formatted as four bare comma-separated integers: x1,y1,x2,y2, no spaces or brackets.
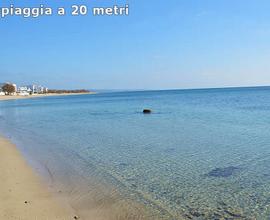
143,109,152,114
206,166,239,178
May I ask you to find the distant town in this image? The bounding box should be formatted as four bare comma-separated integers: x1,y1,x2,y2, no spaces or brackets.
0,82,90,96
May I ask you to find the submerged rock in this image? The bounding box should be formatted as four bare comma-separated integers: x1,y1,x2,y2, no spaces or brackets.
143,109,152,114
206,166,239,178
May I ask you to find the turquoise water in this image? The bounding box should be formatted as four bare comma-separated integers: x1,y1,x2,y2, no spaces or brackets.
1,87,270,219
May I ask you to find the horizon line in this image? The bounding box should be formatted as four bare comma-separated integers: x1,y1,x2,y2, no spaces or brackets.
93,85,270,93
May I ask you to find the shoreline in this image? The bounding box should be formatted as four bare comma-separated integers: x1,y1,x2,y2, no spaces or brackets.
0,92,95,101
0,134,157,220
0,135,79,220
0,93,163,220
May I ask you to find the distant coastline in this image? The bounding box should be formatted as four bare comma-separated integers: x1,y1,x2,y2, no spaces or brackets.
0,92,95,101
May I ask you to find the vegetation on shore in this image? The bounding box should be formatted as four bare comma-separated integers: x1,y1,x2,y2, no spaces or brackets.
1,84,16,95
47,89,90,94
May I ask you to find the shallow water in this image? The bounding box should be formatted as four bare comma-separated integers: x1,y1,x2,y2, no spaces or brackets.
1,87,270,219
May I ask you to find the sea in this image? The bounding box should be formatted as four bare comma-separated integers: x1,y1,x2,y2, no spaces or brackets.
1,87,270,219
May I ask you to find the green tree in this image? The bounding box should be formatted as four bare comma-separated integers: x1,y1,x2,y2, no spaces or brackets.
2,84,15,95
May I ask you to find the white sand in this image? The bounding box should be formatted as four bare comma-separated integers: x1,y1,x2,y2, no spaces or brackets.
0,136,78,220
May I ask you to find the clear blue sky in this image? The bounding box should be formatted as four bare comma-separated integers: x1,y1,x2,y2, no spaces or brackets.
1,0,270,90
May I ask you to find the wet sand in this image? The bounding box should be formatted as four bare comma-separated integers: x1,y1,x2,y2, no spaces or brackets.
0,135,78,220
0,135,159,220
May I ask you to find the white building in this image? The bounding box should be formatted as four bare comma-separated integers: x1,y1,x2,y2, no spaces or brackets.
1,83,48,95
27,84,38,93
26,84,48,94
17,86,31,96
18,86,31,92
12,84,17,92
37,86,44,93
18,91,29,96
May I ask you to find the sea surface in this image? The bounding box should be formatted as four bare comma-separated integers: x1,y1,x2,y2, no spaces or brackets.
1,87,270,219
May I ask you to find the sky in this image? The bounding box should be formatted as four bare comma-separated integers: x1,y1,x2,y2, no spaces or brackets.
1,0,270,90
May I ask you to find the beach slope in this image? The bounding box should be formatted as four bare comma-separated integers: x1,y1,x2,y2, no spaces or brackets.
0,136,76,220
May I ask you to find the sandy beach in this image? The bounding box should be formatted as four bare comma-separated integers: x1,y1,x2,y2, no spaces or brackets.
0,93,155,220
0,135,153,220
0,136,78,220
0,93,94,101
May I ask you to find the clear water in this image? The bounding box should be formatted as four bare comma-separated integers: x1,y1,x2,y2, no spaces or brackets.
1,87,270,219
